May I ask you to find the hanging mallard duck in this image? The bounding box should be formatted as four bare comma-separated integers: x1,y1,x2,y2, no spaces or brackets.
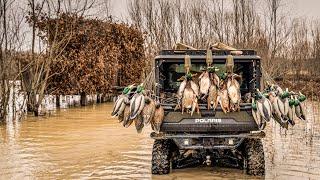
111,84,133,117
226,73,241,112
255,89,272,122
287,95,296,126
208,66,220,87
251,98,266,130
268,91,288,129
142,97,156,125
123,104,133,128
151,102,164,133
294,96,306,121
206,66,220,110
182,74,199,116
175,55,200,116
134,114,144,133
258,83,307,129
218,80,230,114
129,83,145,120
199,70,211,99
207,82,219,110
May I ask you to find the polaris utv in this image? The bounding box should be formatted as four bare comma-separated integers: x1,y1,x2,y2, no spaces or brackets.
150,49,265,176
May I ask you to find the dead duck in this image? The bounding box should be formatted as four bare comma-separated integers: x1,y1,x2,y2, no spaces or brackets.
112,85,134,123
278,88,290,121
207,84,218,110
199,71,211,99
251,98,266,130
122,104,134,128
177,78,187,98
287,95,296,126
111,85,133,117
218,81,230,114
190,80,199,98
151,103,164,133
182,81,199,115
255,89,272,122
129,84,145,120
294,96,306,121
268,91,288,123
226,74,241,112
142,97,156,125
268,91,288,128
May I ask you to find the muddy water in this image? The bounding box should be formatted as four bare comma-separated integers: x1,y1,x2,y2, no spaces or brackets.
0,102,319,179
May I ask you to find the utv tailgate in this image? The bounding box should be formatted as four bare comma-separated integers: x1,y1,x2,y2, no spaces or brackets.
160,104,258,133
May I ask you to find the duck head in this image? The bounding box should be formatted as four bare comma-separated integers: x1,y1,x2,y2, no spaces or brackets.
254,89,264,100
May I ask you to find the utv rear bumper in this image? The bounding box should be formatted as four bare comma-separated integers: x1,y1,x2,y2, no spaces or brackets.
150,131,265,139
150,131,265,149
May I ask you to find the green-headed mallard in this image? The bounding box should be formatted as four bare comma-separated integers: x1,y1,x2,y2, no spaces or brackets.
111,84,133,117
287,95,296,126
251,98,266,130
268,91,288,123
129,84,145,120
298,92,306,102
294,96,306,121
255,89,272,122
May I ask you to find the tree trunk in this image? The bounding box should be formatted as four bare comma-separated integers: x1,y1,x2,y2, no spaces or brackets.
56,95,60,108
97,94,101,103
34,105,39,116
80,92,86,106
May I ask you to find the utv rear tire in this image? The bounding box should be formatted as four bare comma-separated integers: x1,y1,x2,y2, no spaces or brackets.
151,139,172,174
244,139,265,176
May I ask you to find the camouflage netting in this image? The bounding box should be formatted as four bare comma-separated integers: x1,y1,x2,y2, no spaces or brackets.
29,13,146,95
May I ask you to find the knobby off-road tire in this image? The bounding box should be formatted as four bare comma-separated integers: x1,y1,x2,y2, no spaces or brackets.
151,139,172,174
244,139,265,176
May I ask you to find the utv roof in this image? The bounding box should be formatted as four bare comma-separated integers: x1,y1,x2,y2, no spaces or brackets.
155,49,261,61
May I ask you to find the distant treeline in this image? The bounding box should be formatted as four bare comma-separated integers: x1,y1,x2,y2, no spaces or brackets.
128,0,320,99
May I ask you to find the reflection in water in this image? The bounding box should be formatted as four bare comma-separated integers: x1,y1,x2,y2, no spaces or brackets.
0,102,319,179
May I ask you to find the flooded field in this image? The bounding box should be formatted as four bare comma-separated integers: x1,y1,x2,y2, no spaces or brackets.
0,102,319,179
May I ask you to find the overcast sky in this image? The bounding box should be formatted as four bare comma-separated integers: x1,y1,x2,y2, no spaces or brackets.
108,0,320,21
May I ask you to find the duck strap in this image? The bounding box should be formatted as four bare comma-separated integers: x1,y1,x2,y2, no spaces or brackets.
184,55,191,74
226,55,234,74
206,49,213,66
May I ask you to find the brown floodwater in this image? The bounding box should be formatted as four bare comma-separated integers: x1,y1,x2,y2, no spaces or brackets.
0,102,319,179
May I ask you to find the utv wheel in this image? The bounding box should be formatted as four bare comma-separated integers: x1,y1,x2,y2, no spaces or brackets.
243,139,265,176
151,139,172,174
